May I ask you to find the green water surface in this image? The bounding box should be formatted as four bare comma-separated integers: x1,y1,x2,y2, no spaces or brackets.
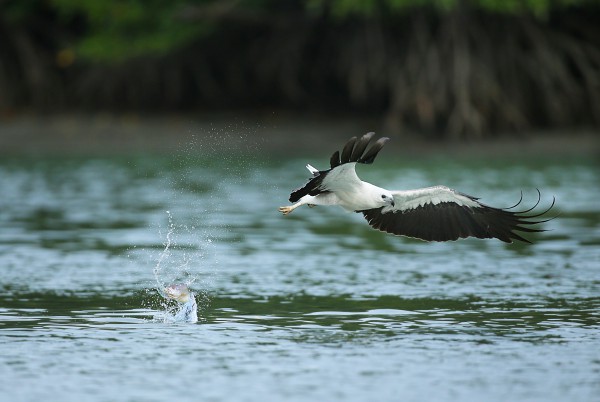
0,146,598,402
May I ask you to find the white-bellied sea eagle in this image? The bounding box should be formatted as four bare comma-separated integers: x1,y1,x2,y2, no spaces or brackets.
278,132,554,243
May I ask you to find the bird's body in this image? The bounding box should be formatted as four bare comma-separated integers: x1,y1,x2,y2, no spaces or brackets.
312,164,390,211
281,161,394,213
279,133,554,243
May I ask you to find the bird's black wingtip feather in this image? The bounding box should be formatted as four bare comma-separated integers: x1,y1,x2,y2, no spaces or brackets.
330,132,390,168
503,191,556,243
358,137,390,164
330,150,341,169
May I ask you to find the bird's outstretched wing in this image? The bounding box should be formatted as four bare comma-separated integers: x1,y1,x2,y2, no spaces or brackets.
289,132,389,203
360,186,554,243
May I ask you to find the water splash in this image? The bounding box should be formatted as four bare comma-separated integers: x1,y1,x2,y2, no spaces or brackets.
150,210,214,323
147,128,261,322
153,210,174,297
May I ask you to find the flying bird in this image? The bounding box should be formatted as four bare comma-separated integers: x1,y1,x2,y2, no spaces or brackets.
278,132,554,243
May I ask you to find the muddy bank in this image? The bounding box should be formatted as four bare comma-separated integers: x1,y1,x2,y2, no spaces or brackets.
0,113,598,159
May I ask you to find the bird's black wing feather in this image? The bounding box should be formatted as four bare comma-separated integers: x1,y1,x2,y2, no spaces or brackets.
361,193,555,243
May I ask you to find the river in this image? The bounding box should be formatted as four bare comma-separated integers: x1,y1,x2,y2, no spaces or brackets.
0,135,598,402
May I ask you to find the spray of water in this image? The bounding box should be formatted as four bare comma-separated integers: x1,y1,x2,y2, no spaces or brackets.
146,123,264,322
150,207,216,323
153,210,174,297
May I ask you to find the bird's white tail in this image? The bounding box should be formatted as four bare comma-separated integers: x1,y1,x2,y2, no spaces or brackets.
306,164,319,176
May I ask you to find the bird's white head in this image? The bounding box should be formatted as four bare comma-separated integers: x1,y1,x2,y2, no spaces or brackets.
377,190,395,208
164,283,192,303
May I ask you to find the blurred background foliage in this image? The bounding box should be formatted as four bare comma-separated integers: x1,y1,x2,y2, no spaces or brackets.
0,0,598,139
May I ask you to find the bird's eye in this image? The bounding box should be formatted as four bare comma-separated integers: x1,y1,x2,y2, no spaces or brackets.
381,195,387,199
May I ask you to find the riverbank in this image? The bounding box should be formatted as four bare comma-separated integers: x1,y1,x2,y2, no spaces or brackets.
0,113,598,159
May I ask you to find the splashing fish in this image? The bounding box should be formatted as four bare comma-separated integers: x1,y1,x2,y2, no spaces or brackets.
164,283,198,323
